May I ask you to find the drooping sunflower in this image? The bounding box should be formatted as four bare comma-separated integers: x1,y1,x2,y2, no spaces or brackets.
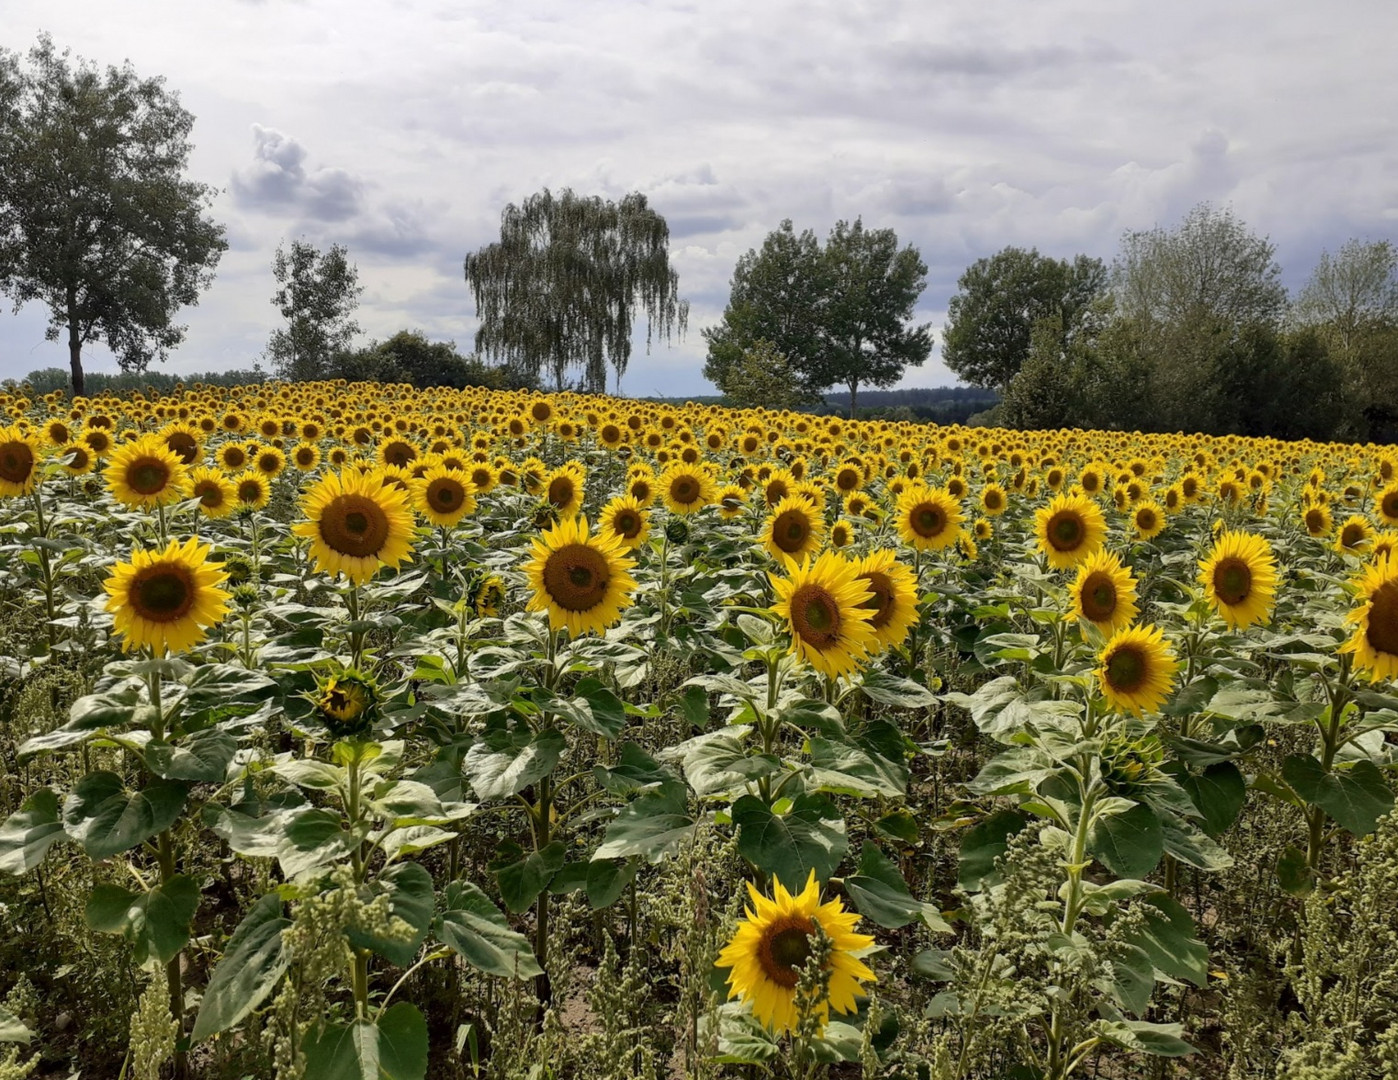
1035,492,1107,570
1199,531,1278,629
523,515,637,637
189,466,237,519
597,495,651,551
660,464,715,516
852,548,919,652
1096,624,1180,716
1070,549,1139,633
234,471,271,511
894,485,963,552
770,550,876,679
413,465,476,528
315,668,378,739
104,536,231,654
1340,555,1398,683
293,469,416,585
715,871,876,1037
0,426,42,498
761,495,826,562
104,435,191,509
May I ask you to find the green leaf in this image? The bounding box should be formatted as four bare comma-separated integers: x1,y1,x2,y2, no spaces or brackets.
667,727,779,798
182,664,280,724
463,727,565,801
568,677,626,739
911,948,955,981
593,792,696,862
147,727,238,782
0,788,65,874
957,810,1027,890
85,874,200,965
1276,845,1315,897
1282,755,1394,837
1173,761,1246,838
1096,1019,1197,1057
844,842,949,931
347,863,433,967
192,892,290,1042
585,858,637,909
806,738,906,799
1131,893,1208,987
492,840,566,913
437,881,543,979
1160,817,1233,871
1088,802,1164,878
732,793,848,887
858,668,938,709
0,1005,31,1044
278,808,353,879
1100,944,1155,1016
302,1004,428,1080
375,1002,429,1080
711,1002,780,1063
62,772,188,859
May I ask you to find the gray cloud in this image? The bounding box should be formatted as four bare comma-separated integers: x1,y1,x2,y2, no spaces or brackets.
231,125,364,222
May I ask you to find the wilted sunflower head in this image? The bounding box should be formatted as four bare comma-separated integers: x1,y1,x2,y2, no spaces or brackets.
315,669,378,739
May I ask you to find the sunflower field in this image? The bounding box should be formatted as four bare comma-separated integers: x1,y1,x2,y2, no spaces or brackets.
0,380,1396,1080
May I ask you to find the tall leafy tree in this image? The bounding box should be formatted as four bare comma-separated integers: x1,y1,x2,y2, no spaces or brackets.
815,218,932,417
0,34,227,397
942,247,1106,393
265,240,362,382
463,188,688,394
702,220,826,397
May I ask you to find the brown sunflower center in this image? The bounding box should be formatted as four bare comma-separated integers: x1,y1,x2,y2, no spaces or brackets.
195,480,225,508
223,448,246,469
67,447,90,470
1080,572,1118,622
911,503,946,538
542,543,611,613
756,917,816,989
130,563,196,623
858,571,895,630
1366,581,1398,657
1341,523,1367,548
1105,646,1147,693
1382,492,1398,519
772,509,812,553
1213,557,1252,605
547,476,575,508
1136,509,1158,532
837,468,859,492
430,479,463,510
257,453,280,474
531,402,552,422
613,510,641,538
166,432,198,464
384,442,416,466
984,490,1003,510
601,424,621,444
1305,508,1326,533
238,479,265,504
791,583,841,648
85,432,110,454
127,458,171,495
0,442,35,484
670,477,699,504
297,448,316,466
320,493,391,557
1047,511,1085,552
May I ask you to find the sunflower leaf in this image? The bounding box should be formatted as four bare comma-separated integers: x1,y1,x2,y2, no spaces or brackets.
732,793,847,887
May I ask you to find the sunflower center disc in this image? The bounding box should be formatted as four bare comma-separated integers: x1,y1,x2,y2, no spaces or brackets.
129,461,170,495
757,918,816,988
548,478,573,507
1366,581,1398,656
1306,509,1325,533
1083,575,1116,621
1049,513,1083,550
1342,525,1365,548
432,482,460,509
1384,493,1398,519
1214,559,1252,605
914,507,943,537
673,480,696,503
859,572,894,629
323,495,391,557
197,483,223,507
168,434,198,463
791,584,840,648
1106,647,1146,693
239,481,263,504
1137,510,1157,532
133,566,194,623
617,512,640,537
543,544,610,612
774,511,808,553
0,445,34,483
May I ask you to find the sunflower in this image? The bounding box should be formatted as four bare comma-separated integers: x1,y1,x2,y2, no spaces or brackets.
717,484,747,521
1336,514,1375,554
1340,556,1398,683
291,442,322,472
894,485,963,552
413,466,477,528
1376,483,1398,528
1301,502,1333,537
57,442,94,476
716,871,875,1036
660,464,715,516
523,515,637,637
770,551,876,679
1132,500,1166,542
829,519,854,549
104,435,191,509
979,482,1007,517
852,549,919,652
189,467,237,519
761,495,826,562
545,464,586,518
316,670,377,740
1035,492,1107,570
217,442,250,472
104,536,231,654
598,495,651,551
1071,549,1139,633
159,422,203,465
1096,624,1180,716
0,426,42,497
293,469,416,585
252,444,286,478
1199,531,1277,629
234,471,271,511
467,463,498,495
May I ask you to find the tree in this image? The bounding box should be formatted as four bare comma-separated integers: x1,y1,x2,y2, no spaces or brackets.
814,218,932,417
332,331,537,391
941,247,1106,393
715,339,821,411
0,34,227,397
703,221,826,397
463,188,688,394
266,240,362,381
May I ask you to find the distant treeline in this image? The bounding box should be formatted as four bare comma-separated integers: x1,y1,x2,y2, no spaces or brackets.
639,386,998,424
11,367,268,397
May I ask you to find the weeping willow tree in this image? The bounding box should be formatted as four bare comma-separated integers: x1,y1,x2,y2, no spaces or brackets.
463,188,688,393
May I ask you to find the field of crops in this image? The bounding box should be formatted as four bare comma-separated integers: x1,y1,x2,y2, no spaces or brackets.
0,379,1395,1080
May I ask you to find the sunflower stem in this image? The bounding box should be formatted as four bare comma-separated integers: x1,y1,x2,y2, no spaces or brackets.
30,488,58,652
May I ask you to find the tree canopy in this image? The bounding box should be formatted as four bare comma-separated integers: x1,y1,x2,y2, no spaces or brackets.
265,240,362,382
0,34,226,397
464,188,688,394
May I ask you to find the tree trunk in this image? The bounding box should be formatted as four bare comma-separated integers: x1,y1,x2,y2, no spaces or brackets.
848,380,858,419
67,289,84,398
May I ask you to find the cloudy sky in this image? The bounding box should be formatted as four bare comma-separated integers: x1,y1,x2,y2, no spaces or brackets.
2,0,1396,395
